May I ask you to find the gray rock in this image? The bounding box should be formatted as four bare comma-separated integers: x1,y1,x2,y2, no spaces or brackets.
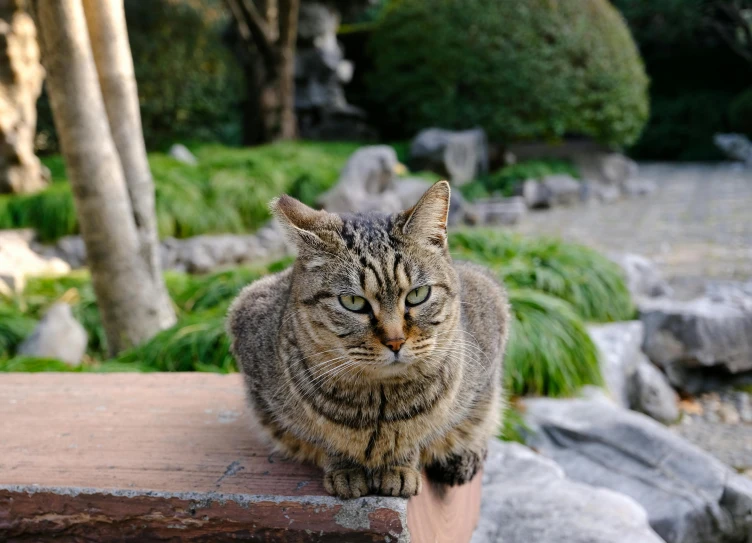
630,358,680,424
409,128,489,186
714,133,752,166
523,175,581,208
473,197,527,226
471,440,663,543
602,153,639,186
17,303,87,366
168,144,197,166
317,145,403,214
594,183,622,204
0,229,70,294
588,321,644,408
608,252,673,299
640,294,752,392
521,395,752,543
623,178,658,197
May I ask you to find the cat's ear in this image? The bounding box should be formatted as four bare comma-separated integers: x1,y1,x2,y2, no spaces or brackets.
402,180,450,248
270,195,341,252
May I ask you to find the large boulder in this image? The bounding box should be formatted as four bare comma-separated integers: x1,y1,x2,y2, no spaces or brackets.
608,252,673,300
640,293,752,393
317,145,403,214
409,128,489,186
522,174,581,208
0,230,70,294
17,303,87,366
521,395,752,543
0,4,49,194
471,440,663,543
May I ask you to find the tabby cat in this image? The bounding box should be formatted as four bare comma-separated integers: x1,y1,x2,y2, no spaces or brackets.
227,181,509,499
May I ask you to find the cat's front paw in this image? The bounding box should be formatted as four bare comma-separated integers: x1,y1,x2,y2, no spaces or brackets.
370,466,422,497
425,449,485,486
323,467,369,499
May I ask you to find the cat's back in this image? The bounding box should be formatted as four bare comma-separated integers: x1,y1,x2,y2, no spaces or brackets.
227,267,292,374
453,260,510,362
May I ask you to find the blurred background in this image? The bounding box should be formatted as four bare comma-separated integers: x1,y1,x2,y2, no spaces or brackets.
1,2,752,540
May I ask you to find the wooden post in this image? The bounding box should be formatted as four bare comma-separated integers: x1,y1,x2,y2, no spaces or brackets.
0,373,482,542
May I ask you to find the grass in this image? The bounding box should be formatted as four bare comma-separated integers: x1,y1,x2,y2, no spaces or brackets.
0,230,630,398
450,229,634,322
0,142,360,242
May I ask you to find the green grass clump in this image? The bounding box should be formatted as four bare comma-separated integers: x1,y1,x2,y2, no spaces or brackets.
450,229,633,322
0,306,37,358
460,159,580,201
504,289,601,397
0,142,359,242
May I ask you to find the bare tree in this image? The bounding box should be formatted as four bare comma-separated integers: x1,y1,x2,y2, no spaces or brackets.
30,0,176,355
225,0,300,144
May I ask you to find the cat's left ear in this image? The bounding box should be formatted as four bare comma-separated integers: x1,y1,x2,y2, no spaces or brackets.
402,180,450,248
270,195,342,253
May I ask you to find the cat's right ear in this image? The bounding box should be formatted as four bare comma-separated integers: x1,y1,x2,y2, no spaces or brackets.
270,195,341,253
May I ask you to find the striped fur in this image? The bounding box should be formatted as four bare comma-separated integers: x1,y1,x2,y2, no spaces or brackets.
227,181,510,498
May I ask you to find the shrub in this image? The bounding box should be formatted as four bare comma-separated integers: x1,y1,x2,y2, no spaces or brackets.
367,0,649,146
730,88,752,136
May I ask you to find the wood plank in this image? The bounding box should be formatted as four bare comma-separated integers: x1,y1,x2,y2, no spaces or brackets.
0,373,481,542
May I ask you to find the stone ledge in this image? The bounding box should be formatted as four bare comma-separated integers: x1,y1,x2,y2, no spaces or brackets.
0,373,480,542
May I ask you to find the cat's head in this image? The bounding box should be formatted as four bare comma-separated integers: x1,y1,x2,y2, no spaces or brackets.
272,181,460,377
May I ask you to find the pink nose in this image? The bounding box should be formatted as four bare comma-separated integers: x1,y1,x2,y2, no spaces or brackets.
384,337,406,353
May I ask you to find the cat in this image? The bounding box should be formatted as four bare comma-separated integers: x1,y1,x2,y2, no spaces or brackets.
227,180,510,499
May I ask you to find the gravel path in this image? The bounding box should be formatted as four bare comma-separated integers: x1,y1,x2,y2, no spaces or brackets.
511,163,752,286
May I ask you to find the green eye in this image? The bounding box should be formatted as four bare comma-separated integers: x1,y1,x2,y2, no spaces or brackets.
339,295,368,313
406,286,431,306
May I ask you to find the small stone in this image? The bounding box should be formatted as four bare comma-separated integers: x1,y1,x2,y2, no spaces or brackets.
717,403,741,425
168,144,198,166
630,358,680,424
17,303,87,366
473,197,527,226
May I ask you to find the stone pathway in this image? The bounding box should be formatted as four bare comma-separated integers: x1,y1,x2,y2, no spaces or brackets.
512,163,752,289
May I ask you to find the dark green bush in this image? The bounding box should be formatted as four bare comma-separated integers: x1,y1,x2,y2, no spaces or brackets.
367,0,649,146
730,88,752,136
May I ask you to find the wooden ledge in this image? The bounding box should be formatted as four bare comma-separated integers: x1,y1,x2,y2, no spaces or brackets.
0,373,481,542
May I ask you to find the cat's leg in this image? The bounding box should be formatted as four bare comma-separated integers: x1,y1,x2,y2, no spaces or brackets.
322,455,369,499
422,391,500,486
368,449,422,498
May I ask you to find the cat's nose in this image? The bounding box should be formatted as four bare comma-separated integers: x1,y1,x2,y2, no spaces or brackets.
383,337,406,353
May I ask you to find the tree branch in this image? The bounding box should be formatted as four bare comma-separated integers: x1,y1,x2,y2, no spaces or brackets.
224,0,278,77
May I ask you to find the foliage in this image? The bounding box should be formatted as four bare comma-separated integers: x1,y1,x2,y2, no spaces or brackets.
505,290,601,397
730,87,752,135
500,401,528,443
0,142,358,242
613,0,752,160
0,306,36,358
35,0,244,153
367,0,649,147
450,229,634,322
460,159,579,201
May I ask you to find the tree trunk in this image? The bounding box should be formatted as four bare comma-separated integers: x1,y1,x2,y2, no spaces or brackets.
81,0,176,329
0,1,48,194
30,0,173,355
225,0,299,143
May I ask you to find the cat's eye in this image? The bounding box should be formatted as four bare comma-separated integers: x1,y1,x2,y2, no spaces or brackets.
339,295,369,313
406,286,431,306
